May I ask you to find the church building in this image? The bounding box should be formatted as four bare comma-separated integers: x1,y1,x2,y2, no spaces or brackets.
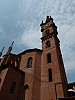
0,16,75,100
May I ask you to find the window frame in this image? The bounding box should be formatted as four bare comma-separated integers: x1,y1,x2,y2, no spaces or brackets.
27,57,33,68
45,29,50,35
48,68,52,82
47,53,51,63
10,81,16,94
46,41,51,48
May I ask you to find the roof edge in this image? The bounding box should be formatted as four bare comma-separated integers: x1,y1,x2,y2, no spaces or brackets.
18,48,42,55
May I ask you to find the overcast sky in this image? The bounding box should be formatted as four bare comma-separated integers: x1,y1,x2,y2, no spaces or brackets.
0,0,75,83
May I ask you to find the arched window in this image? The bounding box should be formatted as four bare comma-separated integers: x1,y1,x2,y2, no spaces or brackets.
24,84,29,90
10,81,16,94
10,58,13,64
45,29,49,35
47,53,51,63
48,68,52,82
27,57,33,68
46,41,50,48
15,61,17,67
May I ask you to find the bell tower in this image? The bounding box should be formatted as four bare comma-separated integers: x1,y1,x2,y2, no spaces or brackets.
40,16,68,100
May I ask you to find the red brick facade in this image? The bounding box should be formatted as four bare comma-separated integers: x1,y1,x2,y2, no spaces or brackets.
0,16,74,100
40,16,67,100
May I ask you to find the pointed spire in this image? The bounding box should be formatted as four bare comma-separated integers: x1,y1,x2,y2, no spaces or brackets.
10,41,14,48
42,20,43,24
50,16,53,22
6,41,14,55
46,16,50,23
40,20,44,26
0,47,4,57
0,42,14,66
50,16,51,18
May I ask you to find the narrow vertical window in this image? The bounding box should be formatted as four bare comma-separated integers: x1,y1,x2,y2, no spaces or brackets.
27,57,33,68
46,41,50,48
15,61,17,67
47,53,51,63
48,68,52,82
10,81,16,94
0,78,1,83
10,58,13,64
